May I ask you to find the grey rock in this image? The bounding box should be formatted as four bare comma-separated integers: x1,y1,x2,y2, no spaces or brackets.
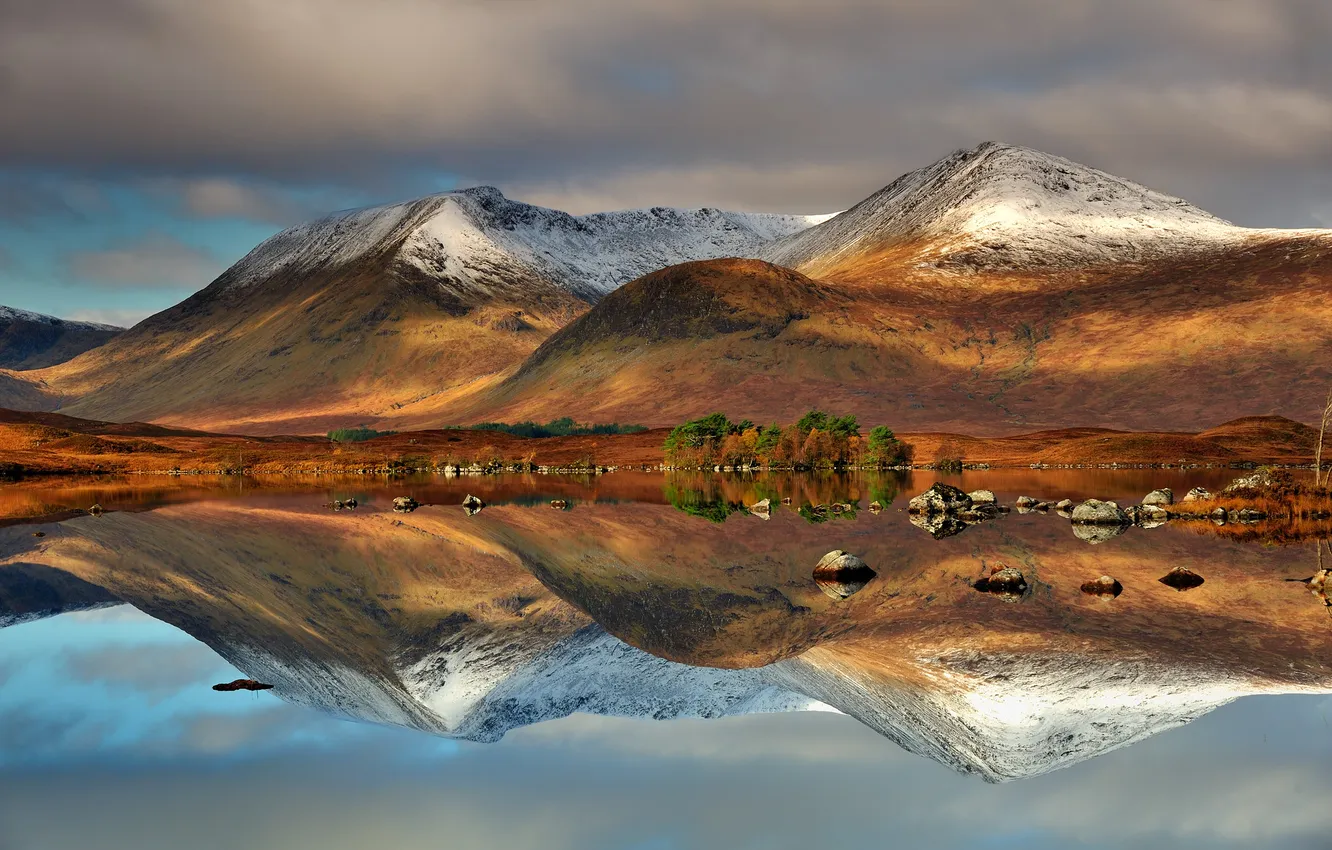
748,498,772,519
392,496,420,513
1142,488,1174,507
967,489,997,506
907,483,972,515
813,550,877,600
1015,496,1039,508
1070,499,1130,525
1182,487,1212,502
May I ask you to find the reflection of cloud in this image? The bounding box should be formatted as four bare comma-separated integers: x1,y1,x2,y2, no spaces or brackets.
60,642,230,700
3,699,1332,849
2,703,1332,847
64,233,221,290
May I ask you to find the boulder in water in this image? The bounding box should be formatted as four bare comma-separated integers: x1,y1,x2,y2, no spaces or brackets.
1159,567,1205,591
1182,487,1211,502
907,483,971,515
748,498,772,519
967,489,997,506
1070,499,1130,525
392,496,420,513
974,565,1028,601
1080,575,1124,598
813,550,877,600
1142,488,1173,507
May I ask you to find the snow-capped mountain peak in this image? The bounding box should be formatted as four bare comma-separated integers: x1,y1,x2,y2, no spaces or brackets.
219,187,832,302
764,140,1320,272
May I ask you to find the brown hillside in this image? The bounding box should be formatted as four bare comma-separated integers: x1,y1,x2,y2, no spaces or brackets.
465,239,1332,433
31,253,585,435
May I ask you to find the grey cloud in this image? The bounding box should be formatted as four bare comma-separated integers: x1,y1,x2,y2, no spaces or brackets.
142,177,343,226
1,0,1330,225
0,176,106,226
64,234,222,290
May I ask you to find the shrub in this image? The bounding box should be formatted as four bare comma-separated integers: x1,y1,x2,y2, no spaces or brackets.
328,427,396,442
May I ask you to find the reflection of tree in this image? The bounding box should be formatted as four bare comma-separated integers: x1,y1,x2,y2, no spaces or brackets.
864,472,901,507
664,481,738,523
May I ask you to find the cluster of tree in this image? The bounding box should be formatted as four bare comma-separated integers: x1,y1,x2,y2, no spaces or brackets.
662,410,911,469
467,417,647,438
327,427,397,443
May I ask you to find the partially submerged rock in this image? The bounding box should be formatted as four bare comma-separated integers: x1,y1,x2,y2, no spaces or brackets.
1080,575,1124,598
392,496,420,513
88,504,104,517
907,483,971,515
748,498,772,519
550,499,569,509
1182,487,1212,502
1070,499,1130,526
813,550,877,600
1142,488,1173,507
867,500,884,514
974,565,1028,601
1015,496,1039,509
1159,567,1205,591
967,489,997,506
462,494,486,515
1138,504,1170,528
213,679,275,692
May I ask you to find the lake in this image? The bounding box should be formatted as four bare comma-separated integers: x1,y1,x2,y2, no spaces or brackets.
2,470,1330,849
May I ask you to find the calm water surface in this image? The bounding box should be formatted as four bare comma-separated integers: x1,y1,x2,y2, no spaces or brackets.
2,470,1330,849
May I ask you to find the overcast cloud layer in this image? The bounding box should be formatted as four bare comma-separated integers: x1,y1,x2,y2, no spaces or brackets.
1,0,1330,320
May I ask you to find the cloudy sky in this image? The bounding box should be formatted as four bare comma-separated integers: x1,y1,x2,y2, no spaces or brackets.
1,0,1330,325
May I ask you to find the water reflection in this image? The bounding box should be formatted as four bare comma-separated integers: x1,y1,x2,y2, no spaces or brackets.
2,471,1330,785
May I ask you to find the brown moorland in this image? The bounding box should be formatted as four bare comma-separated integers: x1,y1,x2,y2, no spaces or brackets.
0,407,1321,477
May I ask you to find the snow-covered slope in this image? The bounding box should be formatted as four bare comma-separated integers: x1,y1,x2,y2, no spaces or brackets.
765,141,1328,272
768,649,1316,783
220,187,831,302
0,306,123,333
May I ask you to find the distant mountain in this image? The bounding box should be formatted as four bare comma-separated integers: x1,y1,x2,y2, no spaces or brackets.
22,189,823,433
0,306,121,370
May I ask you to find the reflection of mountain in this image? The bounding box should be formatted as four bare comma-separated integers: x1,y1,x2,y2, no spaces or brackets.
5,498,1332,782
0,561,120,628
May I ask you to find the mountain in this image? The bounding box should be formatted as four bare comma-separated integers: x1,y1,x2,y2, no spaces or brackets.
19,189,825,434
0,306,120,370
763,141,1321,279
7,497,1332,782
470,144,1332,431
7,142,1332,433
